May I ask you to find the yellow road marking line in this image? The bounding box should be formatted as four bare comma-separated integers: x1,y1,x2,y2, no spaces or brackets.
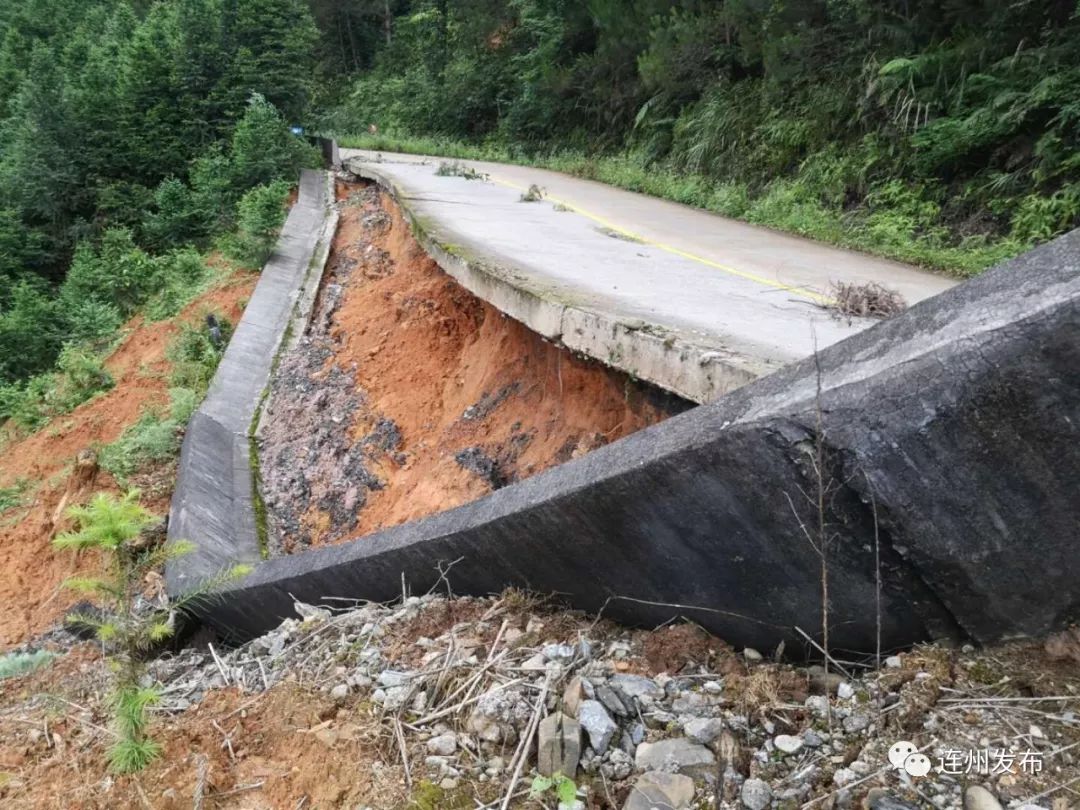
488,174,833,306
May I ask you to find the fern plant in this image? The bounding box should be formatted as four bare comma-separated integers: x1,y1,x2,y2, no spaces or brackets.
54,490,250,773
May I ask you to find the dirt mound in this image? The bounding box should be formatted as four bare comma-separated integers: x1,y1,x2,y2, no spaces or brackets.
258,182,688,552
0,273,254,649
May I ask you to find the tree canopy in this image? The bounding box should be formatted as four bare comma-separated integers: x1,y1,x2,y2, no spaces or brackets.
0,0,318,402
317,0,1080,272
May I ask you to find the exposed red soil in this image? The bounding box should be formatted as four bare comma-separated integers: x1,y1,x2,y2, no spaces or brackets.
0,273,255,649
0,648,406,809
276,182,681,549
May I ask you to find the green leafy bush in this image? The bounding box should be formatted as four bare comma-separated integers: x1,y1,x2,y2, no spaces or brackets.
101,385,208,481
1011,186,1080,243
101,317,229,479
144,250,210,322
230,93,319,190
0,376,53,431
0,479,30,514
52,344,114,412
0,344,112,430
99,408,181,481
0,282,66,384
60,229,158,317
166,319,230,394
67,300,124,344
233,181,291,265
142,178,204,249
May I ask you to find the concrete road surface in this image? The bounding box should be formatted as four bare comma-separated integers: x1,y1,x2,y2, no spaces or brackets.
342,149,957,401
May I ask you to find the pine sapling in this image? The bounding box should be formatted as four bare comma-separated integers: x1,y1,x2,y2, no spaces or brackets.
54,490,250,772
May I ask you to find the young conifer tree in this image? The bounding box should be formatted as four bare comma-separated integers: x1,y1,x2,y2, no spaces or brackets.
54,490,250,772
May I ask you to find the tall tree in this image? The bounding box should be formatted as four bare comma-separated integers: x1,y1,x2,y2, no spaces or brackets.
220,0,319,122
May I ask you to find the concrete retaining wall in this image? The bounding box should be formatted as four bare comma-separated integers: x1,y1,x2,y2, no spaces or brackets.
166,169,334,592
189,219,1080,652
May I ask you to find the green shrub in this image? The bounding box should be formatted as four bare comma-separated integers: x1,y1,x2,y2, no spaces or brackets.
100,388,197,480
0,376,52,431
101,318,229,479
0,478,30,514
167,386,200,424
99,410,178,480
1011,186,1080,243
60,229,158,317
709,183,750,217
233,181,291,265
142,178,204,249
230,94,319,190
52,343,114,412
67,300,123,344
0,282,66,383
166,319,230,394
144,250,210,322
0,344,112,430
188,146,237,234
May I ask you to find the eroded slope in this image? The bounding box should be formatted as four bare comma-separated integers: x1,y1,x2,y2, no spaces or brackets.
257,182,689,552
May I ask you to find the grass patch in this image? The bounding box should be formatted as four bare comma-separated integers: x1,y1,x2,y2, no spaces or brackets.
100,317,229,482
0,650,55,680
0,344,115,433
98,389,195,481
143,250,215,322
0,479,30,514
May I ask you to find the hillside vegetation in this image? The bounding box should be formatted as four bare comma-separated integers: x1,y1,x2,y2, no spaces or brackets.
0,0,319,423
318,0,1080,275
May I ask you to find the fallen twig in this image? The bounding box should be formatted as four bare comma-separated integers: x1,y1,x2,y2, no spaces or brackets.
500,677,549,810
193,753,209,810
208,643,230,687
394,717,412,791
209,781,265,801
794,626,854,681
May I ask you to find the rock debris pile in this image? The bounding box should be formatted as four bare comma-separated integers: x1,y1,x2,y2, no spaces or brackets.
147,592,1080,809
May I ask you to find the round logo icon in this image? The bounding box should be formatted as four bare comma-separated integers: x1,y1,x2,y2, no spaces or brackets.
888,740,918,770
903,752,932,778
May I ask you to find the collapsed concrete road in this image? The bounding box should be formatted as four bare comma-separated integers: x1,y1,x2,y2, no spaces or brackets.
343,150,956,403
185,174,1080,652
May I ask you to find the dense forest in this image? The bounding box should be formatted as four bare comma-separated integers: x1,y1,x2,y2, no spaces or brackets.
2,0,1078,422
317,0,1080,275
0,0,319,421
